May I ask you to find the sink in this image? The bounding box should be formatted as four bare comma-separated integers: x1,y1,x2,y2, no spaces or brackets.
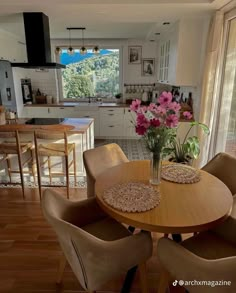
74,103,99,111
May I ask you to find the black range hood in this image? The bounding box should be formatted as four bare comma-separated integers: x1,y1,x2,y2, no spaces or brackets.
11,13,65,69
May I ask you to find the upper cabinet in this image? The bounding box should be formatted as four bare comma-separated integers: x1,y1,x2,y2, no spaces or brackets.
0,29,27,63
157,18,208,86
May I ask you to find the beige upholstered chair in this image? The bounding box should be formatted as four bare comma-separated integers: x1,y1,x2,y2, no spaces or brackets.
41,189,153,292
157,224,236,293
83,143,129,198
157,152,236,292
202,152,236,195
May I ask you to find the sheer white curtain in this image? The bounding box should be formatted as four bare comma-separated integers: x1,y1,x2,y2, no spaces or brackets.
196,11,224,167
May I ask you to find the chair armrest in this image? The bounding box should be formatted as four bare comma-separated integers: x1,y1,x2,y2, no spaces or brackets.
157,237,236,284
42,189,107,227
211,194,236,244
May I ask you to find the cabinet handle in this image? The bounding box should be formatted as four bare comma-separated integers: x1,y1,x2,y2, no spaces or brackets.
48,108,50,113
128,109,131,112
108,109,114,112
83,116,90,118
108,114,114,116
108,125,114,128
60,107,65,109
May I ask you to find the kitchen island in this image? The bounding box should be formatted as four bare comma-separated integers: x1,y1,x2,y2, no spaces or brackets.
0,118,94,177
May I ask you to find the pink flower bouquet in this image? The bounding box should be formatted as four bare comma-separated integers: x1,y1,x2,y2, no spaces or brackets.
130,91,181,153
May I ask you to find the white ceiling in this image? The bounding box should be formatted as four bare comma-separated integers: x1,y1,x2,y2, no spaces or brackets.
0,0,229,40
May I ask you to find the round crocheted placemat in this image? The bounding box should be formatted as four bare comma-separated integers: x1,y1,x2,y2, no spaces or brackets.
161,164,201,184
103,182,160,212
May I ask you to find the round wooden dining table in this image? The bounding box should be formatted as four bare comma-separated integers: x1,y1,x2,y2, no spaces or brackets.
95,160,233,234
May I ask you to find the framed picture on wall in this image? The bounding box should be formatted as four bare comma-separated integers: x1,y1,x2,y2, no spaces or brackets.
142,58,155,76
128,46,142,64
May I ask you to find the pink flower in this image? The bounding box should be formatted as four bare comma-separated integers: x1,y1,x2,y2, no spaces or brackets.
136,125,147,135
168,102,181,113
183,111,193,120
147,103,158,112
156,105,167,115
166,114,179,128
130,99,141,112
150,118,161,127
136,113,150,128
158,91,172,106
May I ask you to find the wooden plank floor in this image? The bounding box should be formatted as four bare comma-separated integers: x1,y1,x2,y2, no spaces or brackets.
0,187,185,293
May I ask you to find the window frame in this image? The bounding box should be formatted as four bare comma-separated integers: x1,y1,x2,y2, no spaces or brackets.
55,46,123,102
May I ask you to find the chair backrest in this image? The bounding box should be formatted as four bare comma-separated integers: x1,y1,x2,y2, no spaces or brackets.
41,189,98,291
0,130,21,155
34,130,69,154
83,143,129,197
202,152,236,195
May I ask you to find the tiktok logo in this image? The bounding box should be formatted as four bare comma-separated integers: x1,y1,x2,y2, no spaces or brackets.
173,280,178,286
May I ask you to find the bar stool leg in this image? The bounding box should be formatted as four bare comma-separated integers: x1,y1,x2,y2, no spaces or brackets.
17,151,25,199
73,146,77,186
6,155,12,183
65,155,70,199
31,149,36,185
48,156,52,185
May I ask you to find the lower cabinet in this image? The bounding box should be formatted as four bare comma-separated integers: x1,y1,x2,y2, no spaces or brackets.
124,108,139,138
99,108,124,137
22,106,193,140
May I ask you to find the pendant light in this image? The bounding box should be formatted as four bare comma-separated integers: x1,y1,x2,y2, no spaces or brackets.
80,28,87,55
55,46,62,55
67,28,75,55
93,46,100,54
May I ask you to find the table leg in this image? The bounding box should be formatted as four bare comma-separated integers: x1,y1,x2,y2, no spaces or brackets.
121,226,137,293
172,234,182,243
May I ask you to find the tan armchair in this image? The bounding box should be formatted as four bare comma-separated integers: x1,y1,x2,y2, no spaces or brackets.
157,233,236,293
157,153,236,292
83,143,129,198
202,152,236,241
41,189,152,292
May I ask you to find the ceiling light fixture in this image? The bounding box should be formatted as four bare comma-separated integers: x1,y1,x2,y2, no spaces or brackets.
79,28,87,55
54,46,62,55
67,28,75,55
93,46,100,54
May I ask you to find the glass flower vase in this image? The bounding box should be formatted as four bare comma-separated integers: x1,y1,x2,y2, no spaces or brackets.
150,151,162,185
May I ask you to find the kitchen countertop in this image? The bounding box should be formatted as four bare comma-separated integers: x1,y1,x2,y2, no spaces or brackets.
24,102,129,108
0,118,94,134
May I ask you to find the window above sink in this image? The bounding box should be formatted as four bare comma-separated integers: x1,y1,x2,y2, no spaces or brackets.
58,48,121,101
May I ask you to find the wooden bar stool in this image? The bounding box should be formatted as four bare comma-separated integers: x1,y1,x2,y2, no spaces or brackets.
0,130,36,198
34,131,76,200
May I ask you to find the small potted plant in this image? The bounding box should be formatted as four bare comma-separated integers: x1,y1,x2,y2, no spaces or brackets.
162,111,210,165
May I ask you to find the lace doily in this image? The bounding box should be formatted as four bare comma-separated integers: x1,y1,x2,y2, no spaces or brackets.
161,164,201,184
103,182,160,212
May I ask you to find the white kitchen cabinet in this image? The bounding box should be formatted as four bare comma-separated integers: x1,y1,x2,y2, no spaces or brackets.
48,107,76,118
157,19,207,86
158,40,170,83
22,106,50,118
74,109,100,137
124,108,139,138
99,108,124,137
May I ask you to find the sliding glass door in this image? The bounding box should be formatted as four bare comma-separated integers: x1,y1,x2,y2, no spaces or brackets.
215,11,236,156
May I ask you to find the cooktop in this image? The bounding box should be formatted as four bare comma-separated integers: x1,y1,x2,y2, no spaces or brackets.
25,118,65,125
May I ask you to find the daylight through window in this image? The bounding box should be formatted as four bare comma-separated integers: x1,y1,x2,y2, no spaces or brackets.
60,49,120,99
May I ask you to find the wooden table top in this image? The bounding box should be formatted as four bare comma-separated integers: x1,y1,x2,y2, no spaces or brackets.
95,160,233,234
0,118,94,134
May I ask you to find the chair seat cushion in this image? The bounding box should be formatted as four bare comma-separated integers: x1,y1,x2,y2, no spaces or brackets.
82,217,130,241
0,141,33,154
182,231,236,259
38,143,74,156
